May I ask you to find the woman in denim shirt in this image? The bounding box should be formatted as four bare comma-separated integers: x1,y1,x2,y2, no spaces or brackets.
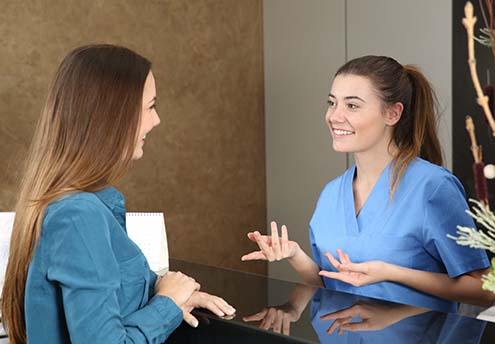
2,45,235,343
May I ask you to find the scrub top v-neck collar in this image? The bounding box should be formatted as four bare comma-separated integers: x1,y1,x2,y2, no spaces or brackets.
343,162,392,236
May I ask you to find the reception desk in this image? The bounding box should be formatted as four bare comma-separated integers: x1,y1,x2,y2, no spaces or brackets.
167,259,495,343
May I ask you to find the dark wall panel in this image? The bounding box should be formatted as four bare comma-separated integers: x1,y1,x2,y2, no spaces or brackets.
0,0,267,275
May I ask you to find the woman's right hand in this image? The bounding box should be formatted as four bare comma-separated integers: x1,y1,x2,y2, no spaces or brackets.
241,221,300,262
155,271,200,307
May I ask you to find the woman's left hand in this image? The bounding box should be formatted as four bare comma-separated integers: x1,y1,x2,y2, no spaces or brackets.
184,291,236,319
318,249,391,287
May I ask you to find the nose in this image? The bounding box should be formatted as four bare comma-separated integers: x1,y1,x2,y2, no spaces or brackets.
327,104,345,124
153,110,161,127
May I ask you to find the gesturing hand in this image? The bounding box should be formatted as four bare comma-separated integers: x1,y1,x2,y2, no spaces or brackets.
318,249,390,287
241,221,300,262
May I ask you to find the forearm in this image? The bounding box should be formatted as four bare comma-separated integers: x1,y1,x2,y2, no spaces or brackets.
387,264,495,307
391,304,430,321
288,247,323,287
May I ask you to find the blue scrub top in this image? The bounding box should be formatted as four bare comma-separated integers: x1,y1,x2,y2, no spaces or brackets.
25,187,183,343
309,158,490,313
310,288,487,343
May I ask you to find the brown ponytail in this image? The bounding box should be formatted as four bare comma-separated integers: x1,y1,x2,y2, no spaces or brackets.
392,65,443,193
335,56,443,196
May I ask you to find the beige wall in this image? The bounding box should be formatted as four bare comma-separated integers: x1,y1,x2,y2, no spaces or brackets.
0,0,266,275
263,0,348,283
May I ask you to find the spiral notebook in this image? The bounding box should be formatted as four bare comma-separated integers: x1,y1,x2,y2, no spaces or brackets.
0,212,15,295
125,212,169,275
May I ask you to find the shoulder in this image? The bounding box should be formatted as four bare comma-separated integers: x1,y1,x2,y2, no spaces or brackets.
404,158,466,200
43,191,114,238
319,167,350,198
405,158,463,191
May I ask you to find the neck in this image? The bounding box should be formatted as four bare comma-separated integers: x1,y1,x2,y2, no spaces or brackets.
353,143,397,187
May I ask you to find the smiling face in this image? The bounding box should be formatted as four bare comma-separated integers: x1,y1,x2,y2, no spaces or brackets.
133,71,161,160
325,74,402,155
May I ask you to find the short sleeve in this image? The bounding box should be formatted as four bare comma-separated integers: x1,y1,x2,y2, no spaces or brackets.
45,199,183,343
422,175,490,278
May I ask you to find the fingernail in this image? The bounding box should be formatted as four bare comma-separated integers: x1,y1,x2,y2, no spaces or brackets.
192,319,199,328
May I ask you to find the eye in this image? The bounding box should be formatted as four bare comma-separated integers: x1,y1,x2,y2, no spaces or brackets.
149,104,157,111
327,99,335,107
347,103,358,110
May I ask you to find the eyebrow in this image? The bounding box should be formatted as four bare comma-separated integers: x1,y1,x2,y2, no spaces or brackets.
148,96,156,105
328,93,366,103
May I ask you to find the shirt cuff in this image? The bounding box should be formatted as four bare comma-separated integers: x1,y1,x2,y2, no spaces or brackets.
447,255,491,278
148,295,183,326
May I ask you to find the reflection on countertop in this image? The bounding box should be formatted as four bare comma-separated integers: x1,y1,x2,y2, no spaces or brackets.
166,258,495,343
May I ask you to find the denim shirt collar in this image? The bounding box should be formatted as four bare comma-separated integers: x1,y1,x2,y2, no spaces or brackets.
94,187,126,227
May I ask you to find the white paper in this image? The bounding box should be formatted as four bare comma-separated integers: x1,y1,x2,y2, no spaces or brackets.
0,212,15,295
477,305,495,323
126,212,169,274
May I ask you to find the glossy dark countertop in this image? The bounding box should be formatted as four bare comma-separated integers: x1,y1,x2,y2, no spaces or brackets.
166,258,495,343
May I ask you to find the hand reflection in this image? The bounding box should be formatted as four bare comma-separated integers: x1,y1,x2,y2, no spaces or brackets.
243,303,300,335
242,284,317,335
320,300,428,335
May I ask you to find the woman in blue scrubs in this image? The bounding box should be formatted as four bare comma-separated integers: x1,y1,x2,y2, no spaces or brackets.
242,55,494,312
2,45,234,343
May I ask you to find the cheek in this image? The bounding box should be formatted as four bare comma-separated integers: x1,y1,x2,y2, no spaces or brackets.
351,111,385,133
350,117,387,143
139,112,151,132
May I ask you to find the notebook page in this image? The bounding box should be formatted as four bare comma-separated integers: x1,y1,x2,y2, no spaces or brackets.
125,212,169,273
0,212,15,296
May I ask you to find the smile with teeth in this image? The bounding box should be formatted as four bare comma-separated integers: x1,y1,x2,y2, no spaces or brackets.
333,128,355,136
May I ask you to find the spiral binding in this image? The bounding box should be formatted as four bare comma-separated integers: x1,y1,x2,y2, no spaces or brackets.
126,212,163,216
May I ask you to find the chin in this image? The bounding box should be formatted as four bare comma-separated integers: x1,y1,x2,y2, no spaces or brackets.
332,143,352,153
132,150,144,160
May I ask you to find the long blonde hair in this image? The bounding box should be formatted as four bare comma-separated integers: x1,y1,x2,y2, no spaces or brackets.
1,44,151,343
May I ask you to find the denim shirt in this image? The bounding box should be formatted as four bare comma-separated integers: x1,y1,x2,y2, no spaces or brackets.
24,187,183,343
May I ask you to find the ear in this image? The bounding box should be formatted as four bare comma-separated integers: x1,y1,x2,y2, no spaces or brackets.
384,102,403,126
